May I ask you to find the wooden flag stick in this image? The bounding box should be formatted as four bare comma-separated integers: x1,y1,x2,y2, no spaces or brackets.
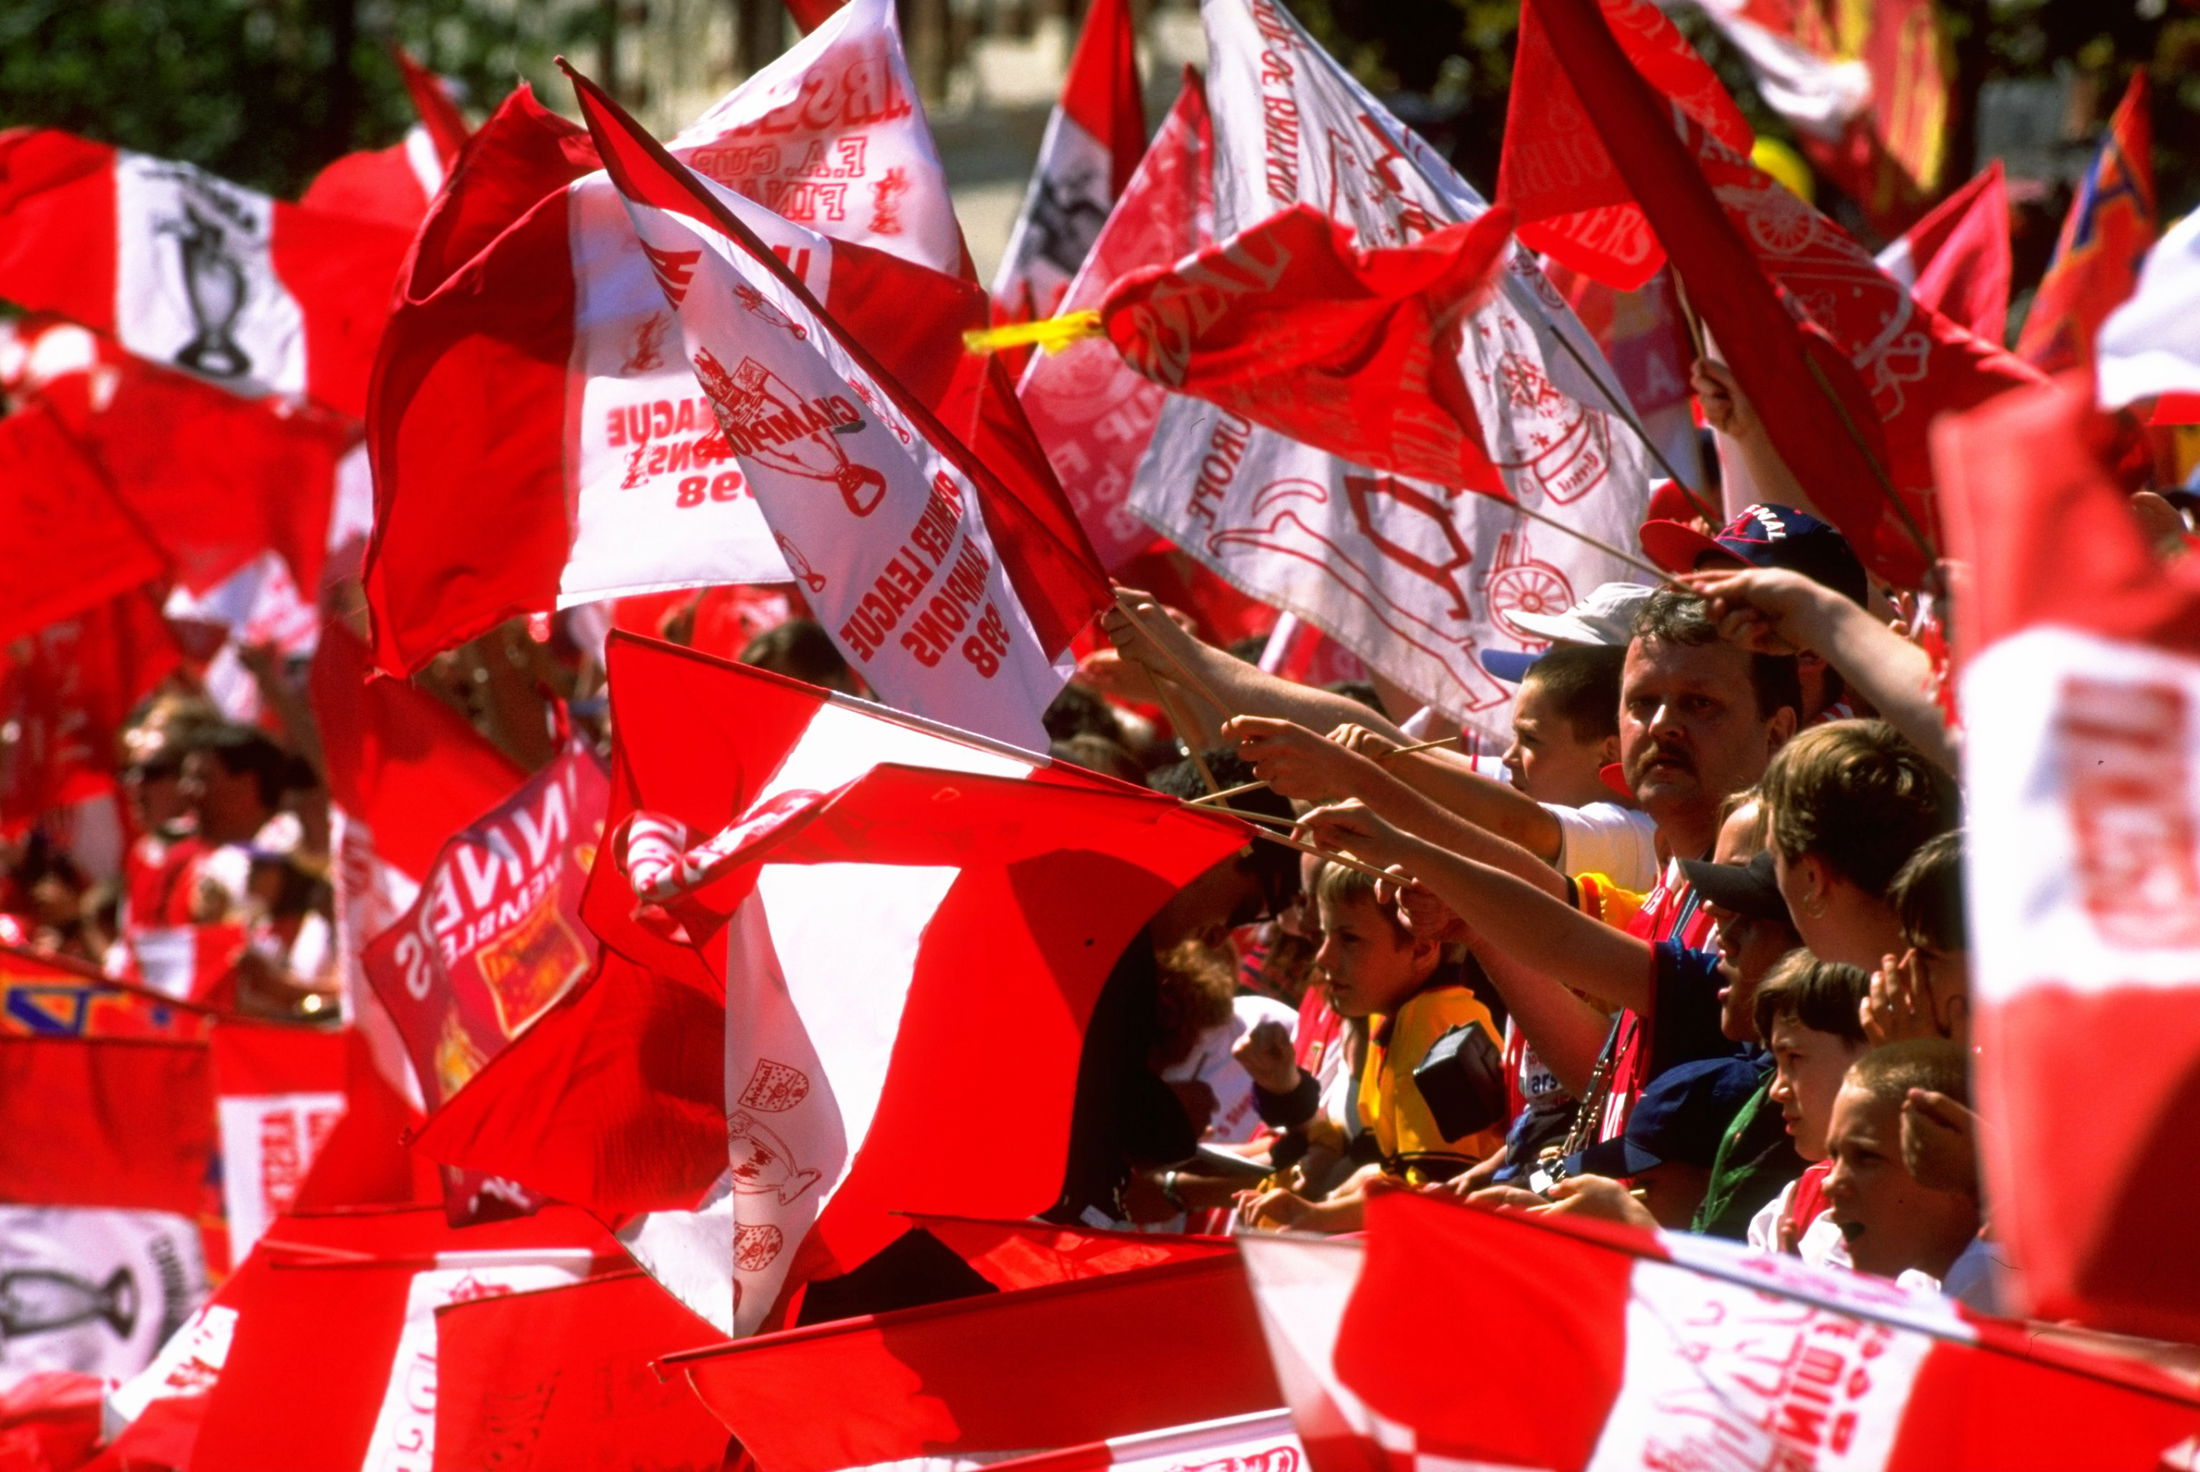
1187,734,1465,807
1240,824,1397,884
1110,589,1234,715
1151,678,1223,793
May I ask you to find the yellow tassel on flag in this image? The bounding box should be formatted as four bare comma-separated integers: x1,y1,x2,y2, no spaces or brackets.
962,310,1104,357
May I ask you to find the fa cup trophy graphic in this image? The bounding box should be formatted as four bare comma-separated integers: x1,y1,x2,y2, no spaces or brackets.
163,201,252,379
0,1265,137,1344
692,348,887,517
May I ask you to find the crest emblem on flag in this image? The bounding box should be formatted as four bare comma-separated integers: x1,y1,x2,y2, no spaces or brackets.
691,348,886,516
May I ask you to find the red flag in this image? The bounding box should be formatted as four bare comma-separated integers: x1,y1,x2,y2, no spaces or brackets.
1099,203,1516,497
1517,0,2038,588
1324,1192,2200,1470
0,588,180,834
1498,0,1754,288
6,315,352,597
0,131,412,418
992,0,1147,318
669,1255,1282,1472
432,1270,729,1470
910,1215,1235,1293
2015,73,2156,375
299,50,474,231
978,1413,1305,1472
566,63,1109,744
1876,161,2014,345
364,72,987,677
0,1372,103,1472
100,1207,625,1472
363,743,609,1223
1019,72,1213,572
0,943,211,1041
1934,375,2200,1342
0,404,166,644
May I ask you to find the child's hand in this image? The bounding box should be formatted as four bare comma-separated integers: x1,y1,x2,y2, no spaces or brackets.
1232,1017,1300,1095
1691,358,1757,440
1296,799,1417,872
1900,1088,1979,1195
1235,1186,1316,1233
1225,715,1376,803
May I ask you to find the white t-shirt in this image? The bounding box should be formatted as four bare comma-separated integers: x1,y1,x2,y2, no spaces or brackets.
1550,801,1661,892
1163,995,1300,1145
1899,1234,2003,1315
1747,1178,1852,1269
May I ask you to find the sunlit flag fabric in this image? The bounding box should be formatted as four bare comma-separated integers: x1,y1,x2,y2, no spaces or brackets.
1313,1192,2200,1471
1874,160,2014,346
992,0,1146,320
1129,0,1649,743
419,635,1251,1336
1936,375,2200,1345
299,48,472,231
1019,73,1214,573
1097,203,1517,495
362,742,609,1224
365,0,991,678
0,401,167,645
0,130,412,419
0,1034,217,1386
1680,0,1950,235
568,66,1107,747
2015,72,2155,375
208,1022,349,1265
0,945,209,1042
1511,0,2039,590
98,1207,624,1472
668,1252,1282,1472
2098,207,2200,415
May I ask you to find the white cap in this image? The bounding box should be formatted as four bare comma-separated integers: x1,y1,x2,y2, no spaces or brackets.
1505,581,1654,647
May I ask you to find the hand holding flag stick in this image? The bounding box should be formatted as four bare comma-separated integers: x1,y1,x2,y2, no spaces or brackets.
1186,734,1464,807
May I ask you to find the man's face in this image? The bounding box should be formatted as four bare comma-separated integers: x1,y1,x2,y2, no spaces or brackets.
1824,1083,1982,1279
1766,1017,1861,1162
1701,803,1799,1040
1620,638,1787,845
1503,678,1615,808
1313,892,1426,1019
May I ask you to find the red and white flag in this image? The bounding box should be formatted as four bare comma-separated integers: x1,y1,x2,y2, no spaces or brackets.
1298,1191,2200,1471
0,402,167,646
1019,72,1214,572
3,315,353,599
423,635,1250,1335
0,131,412,419
1935,375,2200,1343
431,1269,729,1470
0,1035,217,1385
978,1411,1303,1472
0,943,211,1042
992,0,1146,320
209,1024,350,1266
366,0,988,676
1128,0,1650,740
1874,161,2014,346
669,1252,1282,1472
1098,203,1516,494
2098,206,2200,415
363,742,608,1223
912,1215,1234,1292
570,66,1107,746
2015,72,2155,375
1513,0,2038,588
308,624,526,1104
299,48,471,232
100,1206,623,1472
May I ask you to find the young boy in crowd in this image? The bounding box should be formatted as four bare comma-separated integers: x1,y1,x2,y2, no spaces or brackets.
1235,861,1506,1234
1825,1039,1990,1307
1747,952,1872,1263
1865,831,1970,1048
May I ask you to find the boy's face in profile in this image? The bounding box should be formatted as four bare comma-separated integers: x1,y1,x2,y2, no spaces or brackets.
1824,1082,1981,1279
1766,1016,1861,1161
1313,892,1429,1019
1503,675,1617,810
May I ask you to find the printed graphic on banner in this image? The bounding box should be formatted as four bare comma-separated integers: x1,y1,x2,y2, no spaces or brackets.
364,746,608,1220
1129,0,1646,737
0,1205,210,1382
216,1092,345,1259
113,153,306,395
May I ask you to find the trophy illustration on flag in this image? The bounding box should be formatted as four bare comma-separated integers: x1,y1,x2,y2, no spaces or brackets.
0,1265,136,1344
692,348,888,517
162,200,253,379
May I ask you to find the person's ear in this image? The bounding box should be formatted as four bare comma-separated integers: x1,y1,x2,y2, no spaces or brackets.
1766,703,1799,749
1790,853,1834,918
1596,732,1620,767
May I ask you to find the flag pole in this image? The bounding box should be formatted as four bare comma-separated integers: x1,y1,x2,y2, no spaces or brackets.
1187,734,1464,806
1539,294,1722,525
1502,497,1682,587
1235,821,1397,883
